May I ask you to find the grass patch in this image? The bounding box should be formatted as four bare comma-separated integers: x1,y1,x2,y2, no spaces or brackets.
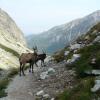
7,68,18,78
0,43,20,57
71,42,100,77
55,78,96,100
53,47,72,63
0,68,19,98
53,50,65,62
0,78,9,98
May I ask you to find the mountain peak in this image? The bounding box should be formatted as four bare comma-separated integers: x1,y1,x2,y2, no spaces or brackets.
27,10,100,54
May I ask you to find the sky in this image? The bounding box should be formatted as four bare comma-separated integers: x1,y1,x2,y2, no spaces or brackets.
0,0,100,35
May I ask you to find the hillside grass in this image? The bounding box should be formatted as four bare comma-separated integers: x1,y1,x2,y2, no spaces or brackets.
0,68,19,98
53,47,72,63
54,42,100,100
0,65,30,98
55,77,97,100
73,42,100,77
0,43,20,57
53,23,100,100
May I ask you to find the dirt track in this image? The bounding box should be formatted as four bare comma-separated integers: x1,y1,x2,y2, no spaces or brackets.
1,61,75,100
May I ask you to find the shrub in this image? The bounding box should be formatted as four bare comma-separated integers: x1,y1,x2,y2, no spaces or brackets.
53,50,65,62
71,43,100,77
0,78,9,98
55,78,95,100
7,68,18,78
0,68,18,98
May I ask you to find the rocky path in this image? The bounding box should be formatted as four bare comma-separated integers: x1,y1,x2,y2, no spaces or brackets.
1,61,75,100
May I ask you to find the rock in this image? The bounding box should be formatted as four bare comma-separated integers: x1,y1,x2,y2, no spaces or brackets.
93,36,100,43
48,68,55,74
73,54,80,58
51,98,55,100
64,51,70,56
40,72,48,80
85,70,100,75
40,68,55,79
43,94,50,99
66,54,80,64
91,58,96,64
70,43,81,50
28,92,33,96
91,80,100,92
36,90,44,96
45,56,54,62
0,9,32,70
73,49,78,53
92,70,100,75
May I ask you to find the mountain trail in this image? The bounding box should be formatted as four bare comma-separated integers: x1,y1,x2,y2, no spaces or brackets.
1,61,75,100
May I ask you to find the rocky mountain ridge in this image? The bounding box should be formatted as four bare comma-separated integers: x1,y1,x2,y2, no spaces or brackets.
0,8,31,70
53,22,100,100
26,10,100,54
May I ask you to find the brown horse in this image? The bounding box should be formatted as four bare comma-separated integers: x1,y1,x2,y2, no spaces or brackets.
19,47,38,76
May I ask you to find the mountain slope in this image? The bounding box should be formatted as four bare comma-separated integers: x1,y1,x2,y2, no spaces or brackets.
26,10,100,54
0,8,31,69
0,8,26,45
53,22,100,100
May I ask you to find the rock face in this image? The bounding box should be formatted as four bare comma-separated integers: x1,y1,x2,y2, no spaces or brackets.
0,8,26,45
26,10,100,54
0,8,31,69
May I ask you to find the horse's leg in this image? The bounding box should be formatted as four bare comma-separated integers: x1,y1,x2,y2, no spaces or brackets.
32,63,34,73
41,61,43,67
35,62,38,67
43,60,45,67
19,62,22,76
29,63,31,73
22,64,25,76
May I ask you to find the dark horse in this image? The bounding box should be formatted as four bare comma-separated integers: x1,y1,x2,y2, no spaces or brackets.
37,52,46,67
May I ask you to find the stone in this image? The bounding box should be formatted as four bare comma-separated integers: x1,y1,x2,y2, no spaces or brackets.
66,54,80,64
85,70,100,75
40,68,55,79
51,98,55,100
70,43,81,50
36,90,44,96
48,68,55,74
45,56,54,62
64,51,70,56
43,94,50,98
40,72,48,80
91,58,96,64
91,80,100,92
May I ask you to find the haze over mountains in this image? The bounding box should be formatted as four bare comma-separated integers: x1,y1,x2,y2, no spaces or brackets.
26,10,100,54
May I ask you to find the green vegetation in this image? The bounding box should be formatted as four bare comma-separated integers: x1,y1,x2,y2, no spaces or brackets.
0,43,20,57
54,22,100,100
7,68,18,78
0,68,19,98
88,22,100,33
53,47,73,63
53,50,65,62
55,78,96,100
0,78,9,98
72,42,100,77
